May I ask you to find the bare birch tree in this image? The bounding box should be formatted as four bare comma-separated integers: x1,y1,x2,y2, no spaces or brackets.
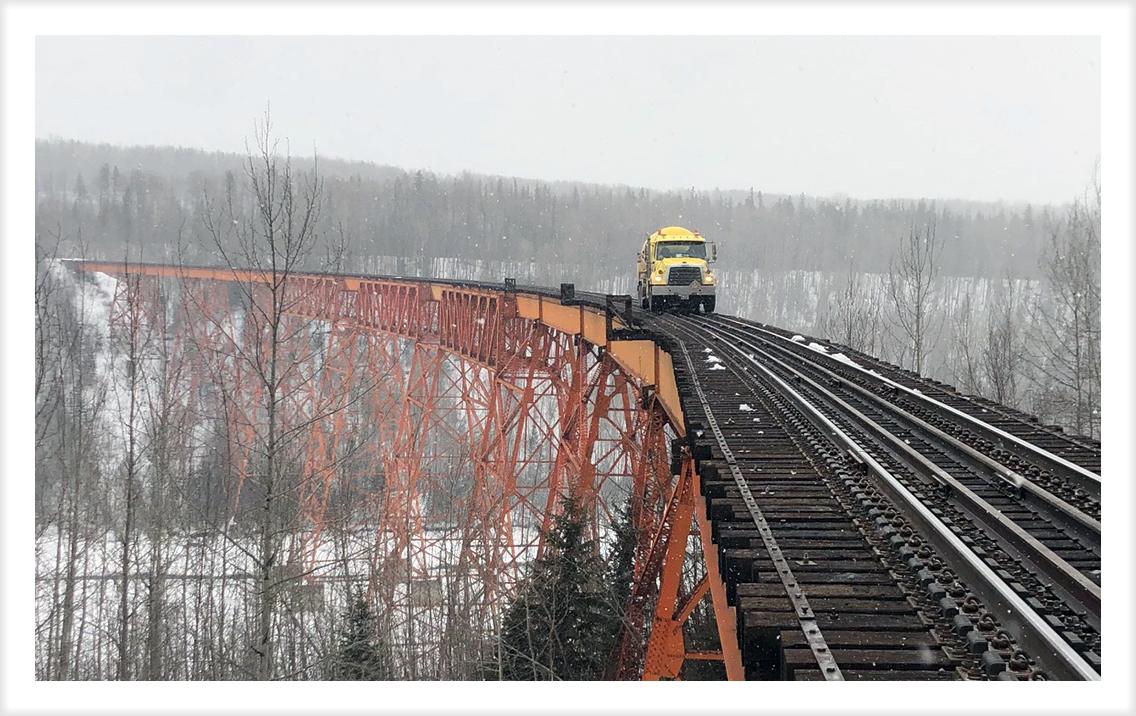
886,221,943,375
35,235,65,525
199,110,348,680
39,240,110,680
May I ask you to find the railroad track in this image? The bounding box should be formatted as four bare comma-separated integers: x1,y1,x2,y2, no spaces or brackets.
698,315,1101,561
636,310,1101,680
723,316,1102,479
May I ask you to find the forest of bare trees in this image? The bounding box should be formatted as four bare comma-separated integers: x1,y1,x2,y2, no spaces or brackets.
36,123,421,680
34,130,1101,680
1025,168,1102,438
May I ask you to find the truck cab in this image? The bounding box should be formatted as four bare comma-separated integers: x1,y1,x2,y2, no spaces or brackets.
636,226,717,313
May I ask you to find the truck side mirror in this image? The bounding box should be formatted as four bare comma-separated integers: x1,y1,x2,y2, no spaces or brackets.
709,242,717,263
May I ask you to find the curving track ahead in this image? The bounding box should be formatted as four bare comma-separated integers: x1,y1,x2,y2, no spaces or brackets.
632,308,1102,681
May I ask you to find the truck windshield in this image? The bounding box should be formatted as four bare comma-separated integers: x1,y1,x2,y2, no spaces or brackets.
656,241,706,259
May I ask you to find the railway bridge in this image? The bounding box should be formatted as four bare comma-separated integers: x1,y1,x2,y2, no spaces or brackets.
71,261,1102,681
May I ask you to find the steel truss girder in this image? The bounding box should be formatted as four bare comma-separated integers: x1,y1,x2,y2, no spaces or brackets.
85,262,742,680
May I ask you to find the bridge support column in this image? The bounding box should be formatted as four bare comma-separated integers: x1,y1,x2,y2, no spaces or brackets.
642,456,695,680
694,467,746,680
640,455,745,681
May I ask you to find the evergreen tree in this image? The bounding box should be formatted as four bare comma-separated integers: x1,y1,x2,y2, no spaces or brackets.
679,597,725,680
600,497,641,678
328,593,392,680
606,499,637,623
492,496,621,680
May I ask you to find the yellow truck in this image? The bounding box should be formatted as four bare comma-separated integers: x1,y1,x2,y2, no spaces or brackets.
636,226,717,313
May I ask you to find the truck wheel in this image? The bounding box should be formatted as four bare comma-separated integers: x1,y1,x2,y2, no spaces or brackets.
703,297,716,314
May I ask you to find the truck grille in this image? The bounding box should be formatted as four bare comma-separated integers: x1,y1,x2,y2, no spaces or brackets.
666,266,702,286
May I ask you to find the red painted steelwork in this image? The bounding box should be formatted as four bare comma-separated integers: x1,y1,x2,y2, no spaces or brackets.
80,260,741,680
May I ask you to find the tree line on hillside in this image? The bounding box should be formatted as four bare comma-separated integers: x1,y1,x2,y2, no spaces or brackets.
36,136,1099,439
37,137,1048,282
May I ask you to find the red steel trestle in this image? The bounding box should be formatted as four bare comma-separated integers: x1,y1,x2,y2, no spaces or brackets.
93,264,742,679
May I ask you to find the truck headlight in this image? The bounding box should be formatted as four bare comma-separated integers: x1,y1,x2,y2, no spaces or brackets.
704,272,715,284
652,275,664,283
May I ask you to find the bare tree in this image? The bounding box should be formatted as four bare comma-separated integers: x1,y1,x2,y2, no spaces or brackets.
199,111,347,680
947,284,984,396
39,238,110,680
138,277,200,680
983,273,1027,407
886,220,943,375
108,265,151,680
35,234,65,526
1025,162,1101,437
818,267,882,354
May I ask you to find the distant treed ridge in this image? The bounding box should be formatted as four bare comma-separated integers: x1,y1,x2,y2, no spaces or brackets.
36,138,1047,284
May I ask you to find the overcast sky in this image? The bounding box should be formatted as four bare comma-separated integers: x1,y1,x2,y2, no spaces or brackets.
35,35,1099,205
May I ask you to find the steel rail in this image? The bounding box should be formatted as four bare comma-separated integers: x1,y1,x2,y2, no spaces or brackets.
709,314,1102,498
683,317,1101,617
753,339,1099,617
678,318,1100,680
676,340,844,681
705,323,1100,541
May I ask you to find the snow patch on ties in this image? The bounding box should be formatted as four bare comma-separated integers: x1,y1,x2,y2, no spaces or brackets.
830,352,859,367
739,404,754,412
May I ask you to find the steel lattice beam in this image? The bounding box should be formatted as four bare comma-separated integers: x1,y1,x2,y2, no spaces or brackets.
80,260,741,680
